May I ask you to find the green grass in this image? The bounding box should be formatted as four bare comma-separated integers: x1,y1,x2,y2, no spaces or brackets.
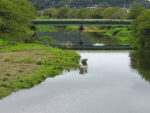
65,26,79,32
0,43,80,99
106,27,134,45
36,36,59,43
37,25,79,32
36,26,59,32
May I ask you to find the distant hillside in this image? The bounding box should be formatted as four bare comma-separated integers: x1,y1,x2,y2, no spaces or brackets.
29,0,148,10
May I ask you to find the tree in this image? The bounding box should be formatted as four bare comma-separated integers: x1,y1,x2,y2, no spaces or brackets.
76,8,90,19
88,8,104,19
99,2,110,8
128,3,146,19
67,9,78,18
29,0,146,10
0,0,36,34
103,7,127,19
56,7,70,18
42,8,57,18
132,10,150,48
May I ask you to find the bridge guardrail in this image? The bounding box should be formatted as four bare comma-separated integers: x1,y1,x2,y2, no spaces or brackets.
39,42,136,50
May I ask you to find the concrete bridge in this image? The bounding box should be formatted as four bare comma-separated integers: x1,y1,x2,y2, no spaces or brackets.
33,19,132,26
40,43,135,50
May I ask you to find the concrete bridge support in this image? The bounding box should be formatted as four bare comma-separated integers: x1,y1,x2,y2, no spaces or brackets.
79,25,84,46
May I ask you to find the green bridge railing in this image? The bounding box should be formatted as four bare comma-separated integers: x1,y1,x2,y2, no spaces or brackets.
40,43,135,50
33,19,132,26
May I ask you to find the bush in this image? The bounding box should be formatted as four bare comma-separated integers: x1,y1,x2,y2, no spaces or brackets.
37,36,59,43
106,27,134,45
38,36,52,42
132,10,150,48
5,72,11,76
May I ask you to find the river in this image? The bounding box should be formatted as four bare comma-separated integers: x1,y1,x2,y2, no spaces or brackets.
0,50,150,113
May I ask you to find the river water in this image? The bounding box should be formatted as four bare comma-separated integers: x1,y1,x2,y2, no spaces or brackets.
0,51,150,113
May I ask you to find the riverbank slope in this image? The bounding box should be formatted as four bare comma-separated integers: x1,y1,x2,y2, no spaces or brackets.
0,42,80,99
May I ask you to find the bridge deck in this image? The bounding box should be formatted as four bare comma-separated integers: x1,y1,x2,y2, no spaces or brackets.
33,19,132,26
41,43,135,50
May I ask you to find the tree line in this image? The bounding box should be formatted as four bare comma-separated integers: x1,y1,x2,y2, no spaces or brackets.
41,7,127,19
29,0,149,10
40,3,145,19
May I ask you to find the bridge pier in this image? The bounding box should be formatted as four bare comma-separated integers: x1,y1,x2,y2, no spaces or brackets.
79,25,84,46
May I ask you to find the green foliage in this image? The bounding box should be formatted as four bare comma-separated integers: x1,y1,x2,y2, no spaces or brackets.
132,10,150,48
18,69,24,73
89,8,104,19
107,27,134,44
76,8,91,19
41,7,127,19
130,50,150,83
0,43,80,99
29,0,147,10
5,72,11,76
38,36,52,42
0,0,36,36
103,7,127,19
67,9,79,18
17,58,35,64
37,36,58,43
65,26,78,32
56,7,70,18
36,26,58,32
2,77,8,81
128,3,146,19
36,25,78,32
107,28,128,37
36,61,42,65
42,8,57,18
115,30,134,44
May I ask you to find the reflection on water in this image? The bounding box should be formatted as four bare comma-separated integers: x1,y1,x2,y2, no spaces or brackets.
79,59,88,75
130,50,150,83
1,51,150,113
79,66,88,75
84,32,120,45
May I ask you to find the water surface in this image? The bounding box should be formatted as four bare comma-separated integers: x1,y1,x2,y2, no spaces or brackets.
0,51,150,113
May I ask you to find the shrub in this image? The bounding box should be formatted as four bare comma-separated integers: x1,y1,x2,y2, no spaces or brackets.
5,72,11,76
2,77,8,81
38,36,52,42
36,61,42,65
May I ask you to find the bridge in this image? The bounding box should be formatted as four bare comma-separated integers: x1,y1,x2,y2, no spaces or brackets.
33,19,134,50
33,19,132,26
40,43,135,50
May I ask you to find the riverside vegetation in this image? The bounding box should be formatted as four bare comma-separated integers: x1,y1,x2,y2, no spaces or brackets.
0,0,150,99
0,0,80,99
0,42,80,99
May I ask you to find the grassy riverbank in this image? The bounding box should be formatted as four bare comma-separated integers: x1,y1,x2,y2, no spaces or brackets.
106,27,135,45
37,25,108,33
0,42,80,99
